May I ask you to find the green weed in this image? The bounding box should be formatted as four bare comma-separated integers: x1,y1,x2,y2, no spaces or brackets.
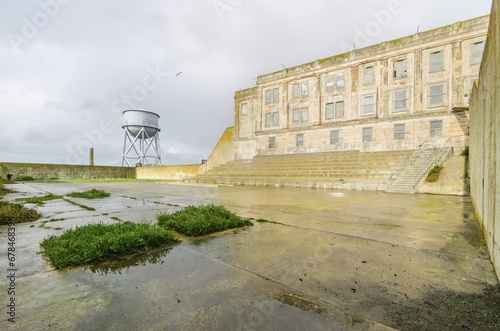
39,222,177,269
16,193,63,205
157,204,252,237
0,201,42,225
15,176,35,181
67,189,110,199
426,164,444,182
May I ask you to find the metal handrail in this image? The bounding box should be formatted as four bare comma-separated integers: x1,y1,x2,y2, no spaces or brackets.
411,137,453,191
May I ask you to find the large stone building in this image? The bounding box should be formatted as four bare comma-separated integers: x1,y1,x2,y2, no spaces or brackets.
234,15,489,160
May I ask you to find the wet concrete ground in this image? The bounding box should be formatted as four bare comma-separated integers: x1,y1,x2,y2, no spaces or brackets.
1,182,499,330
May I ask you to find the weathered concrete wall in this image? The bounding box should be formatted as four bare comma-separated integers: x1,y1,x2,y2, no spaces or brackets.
199,127,234,172
469,0,500,281
0,162,135,179
135,164,200,180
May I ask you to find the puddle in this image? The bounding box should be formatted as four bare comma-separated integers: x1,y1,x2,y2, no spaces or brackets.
86,247,175,275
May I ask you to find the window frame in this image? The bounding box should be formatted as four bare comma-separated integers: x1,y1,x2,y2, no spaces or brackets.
296,134,304,147
430,120,443,137
363,66,375,85
393,89,409,112
268,136,276,148
394,59,407,79
361,94,376,116
429,50,444,73
362,127,373,142
292,107,308,123
240,103,248,116
394,124,406,140
470,41,485,65
428,82,446,107
330,130,339,145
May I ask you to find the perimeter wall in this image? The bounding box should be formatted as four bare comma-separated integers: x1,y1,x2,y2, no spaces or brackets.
469,0,500,281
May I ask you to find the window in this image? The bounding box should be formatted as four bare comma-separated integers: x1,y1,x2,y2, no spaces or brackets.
296,134,304,147
393,90,408,112
265,90,272,104
336,73,345,89
470,41,485,65
265,88,279,104
361,94,376,116
428,83,445,106
265,112,279,127
330,130,339,145
273,88,279,103
326,73,345,92
429,50,444,72
240,103,248,116
269,136,276,148
292,107,308,123
394,124,405,140
293,82,309,98
325,75,334,92
362,127,373,142
430,120,442,137
325,103,334,119
394,59,407,79
363,66,375,85
325,101,344,120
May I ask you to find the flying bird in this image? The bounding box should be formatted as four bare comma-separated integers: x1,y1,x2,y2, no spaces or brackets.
176,71,183,77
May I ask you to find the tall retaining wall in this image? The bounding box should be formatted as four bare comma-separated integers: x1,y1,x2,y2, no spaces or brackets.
199,126,234,173
0,162,135,179
469,0,500,281
135,164,200,180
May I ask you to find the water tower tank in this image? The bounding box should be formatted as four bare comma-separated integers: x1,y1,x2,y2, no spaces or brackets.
122,109,160,138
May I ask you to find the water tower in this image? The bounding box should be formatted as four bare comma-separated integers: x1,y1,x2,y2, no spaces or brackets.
122,109,162,167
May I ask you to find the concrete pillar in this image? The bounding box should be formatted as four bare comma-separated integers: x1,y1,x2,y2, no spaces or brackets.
89,148,94,166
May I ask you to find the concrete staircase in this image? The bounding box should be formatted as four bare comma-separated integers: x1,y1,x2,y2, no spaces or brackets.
191,150,415,191
387,147,453,193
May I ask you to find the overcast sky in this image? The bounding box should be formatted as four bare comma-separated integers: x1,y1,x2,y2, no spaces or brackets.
0,0,492,166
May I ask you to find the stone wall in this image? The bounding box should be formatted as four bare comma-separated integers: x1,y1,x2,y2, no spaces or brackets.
135,164,200,180
0,162,135,180
469,0,500,281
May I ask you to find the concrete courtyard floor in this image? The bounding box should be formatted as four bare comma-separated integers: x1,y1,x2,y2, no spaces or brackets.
1,181,499,330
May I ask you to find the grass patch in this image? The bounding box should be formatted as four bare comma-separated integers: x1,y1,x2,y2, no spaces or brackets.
157,204,252,237
0,181,15,197
0,201,42,225
39,222,177,269
15,176,35,181
426,164,444,182
255,218,279,224
67,189,110,199
16,193,63,205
